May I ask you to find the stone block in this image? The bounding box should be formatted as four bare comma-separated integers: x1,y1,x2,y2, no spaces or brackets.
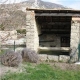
59,55,70,62
26,15,31,20
27,40,34,43
71,26,79,30
26,23,31,26
71,33,79,37
15,47,24,52
69,47,78,63
38,54,48,61
48,55,58,62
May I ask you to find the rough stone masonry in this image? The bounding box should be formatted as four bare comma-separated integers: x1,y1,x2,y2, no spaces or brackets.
26,9,80,62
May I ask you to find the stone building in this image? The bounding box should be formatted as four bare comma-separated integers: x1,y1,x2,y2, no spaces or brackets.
26,9,80,61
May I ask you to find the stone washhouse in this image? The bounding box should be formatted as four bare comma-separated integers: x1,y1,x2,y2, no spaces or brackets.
26,9,80,62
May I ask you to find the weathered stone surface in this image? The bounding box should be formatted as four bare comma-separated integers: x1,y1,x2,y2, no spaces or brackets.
0,30,17,42
0,50,22,67
39,34,60,47
26,10,39,52
48,55,58,62
59,55,70,62
71,25,79,30
70,54,78,63
15,47,24,52
38,54,48,61
70,21,79,62
70,47,78,63
21,48,39,63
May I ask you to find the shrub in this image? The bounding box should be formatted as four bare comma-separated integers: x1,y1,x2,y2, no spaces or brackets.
0,50,22,67
21,48,39,63
17,29,26,34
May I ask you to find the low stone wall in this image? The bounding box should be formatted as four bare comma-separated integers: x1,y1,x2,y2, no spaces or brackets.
39,54,48,61
0,30,17,42
38,54,70,62
59,55,70,62
48,55,59,62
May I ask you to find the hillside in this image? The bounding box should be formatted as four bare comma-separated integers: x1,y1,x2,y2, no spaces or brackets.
0,0,67,30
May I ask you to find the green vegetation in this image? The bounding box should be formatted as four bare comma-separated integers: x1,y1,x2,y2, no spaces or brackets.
0,50,5,55
1,63,80,80
17,29,26,34
0,24,4,30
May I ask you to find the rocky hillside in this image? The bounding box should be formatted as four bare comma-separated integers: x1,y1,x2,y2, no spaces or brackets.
0,0,67,31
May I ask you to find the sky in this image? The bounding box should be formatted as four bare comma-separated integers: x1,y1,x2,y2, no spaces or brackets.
0,0,80,10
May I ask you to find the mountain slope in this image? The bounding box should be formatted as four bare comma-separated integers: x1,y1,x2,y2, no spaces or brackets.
22,0,65,9
0,0,67,30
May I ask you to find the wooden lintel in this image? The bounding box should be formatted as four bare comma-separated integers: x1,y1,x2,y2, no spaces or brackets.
39,47,71,52
36,13,80,16
72,17,80,21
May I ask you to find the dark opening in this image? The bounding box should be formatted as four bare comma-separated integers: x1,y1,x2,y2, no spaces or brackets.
36,16,71,55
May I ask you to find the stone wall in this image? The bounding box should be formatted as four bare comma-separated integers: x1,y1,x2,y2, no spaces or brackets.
26,10,80,56
0,30,17,42
39,34,60,47
26,10,39,52
70,20,80,62
38,54,70,62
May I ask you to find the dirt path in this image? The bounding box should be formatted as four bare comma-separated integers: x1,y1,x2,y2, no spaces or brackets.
0,64,23,78
47,62,80,70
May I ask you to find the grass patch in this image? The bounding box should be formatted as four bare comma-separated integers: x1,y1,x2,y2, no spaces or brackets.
1,63,80,80
0,50,5,55
17,29,26,34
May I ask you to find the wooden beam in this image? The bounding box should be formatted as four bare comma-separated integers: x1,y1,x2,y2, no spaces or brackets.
41,29,70,32
36,13,80,16
41,22,71,25
72,17,80,21
41,31,70,34
39,47,71,52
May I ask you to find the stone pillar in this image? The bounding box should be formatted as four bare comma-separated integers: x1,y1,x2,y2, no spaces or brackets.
70,20,80,62
26,10,39,52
